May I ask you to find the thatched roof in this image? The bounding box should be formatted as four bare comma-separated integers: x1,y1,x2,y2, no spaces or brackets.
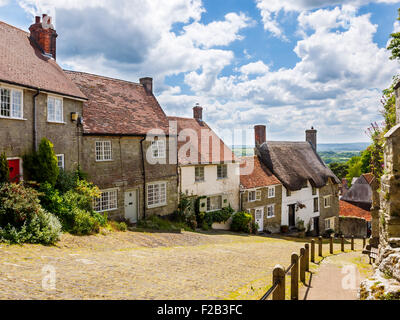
257,141,340,191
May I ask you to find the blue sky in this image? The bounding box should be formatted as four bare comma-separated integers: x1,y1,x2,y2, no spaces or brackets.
1,0,400,145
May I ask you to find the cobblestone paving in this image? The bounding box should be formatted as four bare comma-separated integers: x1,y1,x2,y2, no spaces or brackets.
0,231,319,300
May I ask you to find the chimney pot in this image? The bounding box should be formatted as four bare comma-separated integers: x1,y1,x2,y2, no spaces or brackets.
29,14,57,59
193,104,203,121
254,125,266,147
306,127,317,151
140,77,153,95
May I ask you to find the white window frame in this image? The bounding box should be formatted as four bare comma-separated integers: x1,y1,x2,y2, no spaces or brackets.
268,186,275,198
94,188,118,213
151,140,166,159
56,154,65,170
324,195,331,208
0,86,23,120
217,164,228,179
47,95,64,123
313,197,319,213
206,195,222,212
248,190,256,202
147,182,167,208
95,141,113,162
267,204,275,218
325,217,335,231
195,166,205,182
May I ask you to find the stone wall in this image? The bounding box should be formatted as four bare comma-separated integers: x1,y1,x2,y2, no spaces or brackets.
241,185,283,233
360,86,400,299
338,216,367,238
0,88,83,175
319,179,340,234
81,135,178,220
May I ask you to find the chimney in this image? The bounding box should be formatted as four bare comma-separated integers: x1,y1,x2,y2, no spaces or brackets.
306,127,317,151
29,14,58,59
254,125,266,147
193,104,203,121
140,77,153,95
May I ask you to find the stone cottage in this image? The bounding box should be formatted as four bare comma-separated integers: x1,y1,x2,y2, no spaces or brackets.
254,125,340,235
65,71,179,222
0,16,86,181
339,200,371,237
341,173,375,211
240,156,283,233
168,106,240,228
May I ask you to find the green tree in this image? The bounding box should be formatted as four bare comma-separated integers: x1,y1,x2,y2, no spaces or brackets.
387,9,400,61
329,162,349,180
0,152,9,184
360,148,372,173
23,138,59,186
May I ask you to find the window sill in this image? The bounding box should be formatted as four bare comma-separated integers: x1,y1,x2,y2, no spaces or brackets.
0,116,26,121
147,203,167,209
96,159,114,162
267,216,275,219
47,120,66,125
217,177,228,180
95,208,118,213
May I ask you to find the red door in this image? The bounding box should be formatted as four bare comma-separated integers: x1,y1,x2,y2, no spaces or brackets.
8,159,20,183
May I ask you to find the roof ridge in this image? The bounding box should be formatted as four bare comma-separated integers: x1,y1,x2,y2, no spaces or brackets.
63,69,142,86
0,20,29,35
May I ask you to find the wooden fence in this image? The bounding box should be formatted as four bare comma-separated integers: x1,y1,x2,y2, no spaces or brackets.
260,235,366,300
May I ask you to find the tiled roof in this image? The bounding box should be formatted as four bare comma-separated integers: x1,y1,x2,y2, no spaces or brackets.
362,173,375,185
168,116,235,165
0,21,86,100
240,156,281,189
65,71,169,135
257,141,340,191
340,200,371,222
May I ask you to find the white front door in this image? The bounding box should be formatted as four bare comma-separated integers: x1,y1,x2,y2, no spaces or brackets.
124,190,138,223
255,208,264,232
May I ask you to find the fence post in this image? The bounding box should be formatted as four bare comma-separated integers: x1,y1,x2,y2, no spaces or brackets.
291,253,299,300
363,237,366,248
351,236,354,251
311,239,315,263
341,235,345,252
300,248,306,283
272,265,286,301
318,236,323,257
330,235,333,254
305,243,310,272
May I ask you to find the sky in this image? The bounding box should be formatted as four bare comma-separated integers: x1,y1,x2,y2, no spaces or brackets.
1,0,400,146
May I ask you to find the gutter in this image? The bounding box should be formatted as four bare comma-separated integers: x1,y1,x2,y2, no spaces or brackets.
33,89,40,151
0,79,87,102
140,137,146,220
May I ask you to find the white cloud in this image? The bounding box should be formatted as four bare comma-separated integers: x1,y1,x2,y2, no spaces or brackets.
160,6,400,144
255,0,400,38
0,0,8,6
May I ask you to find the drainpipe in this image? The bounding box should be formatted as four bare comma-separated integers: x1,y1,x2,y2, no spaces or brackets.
140,137,146,220
33,90,40,151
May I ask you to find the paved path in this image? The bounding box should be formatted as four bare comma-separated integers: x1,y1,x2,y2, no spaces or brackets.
300,251,372,300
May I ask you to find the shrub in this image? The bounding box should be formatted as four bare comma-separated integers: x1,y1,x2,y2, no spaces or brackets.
23,138,59,186
137,215,191,231
39,180,105,235
199,205,234,230
231,211,252,233
0,152,9,184
0,183,62,244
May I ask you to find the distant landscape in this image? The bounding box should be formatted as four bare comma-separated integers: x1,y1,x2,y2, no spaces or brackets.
232,142,370,164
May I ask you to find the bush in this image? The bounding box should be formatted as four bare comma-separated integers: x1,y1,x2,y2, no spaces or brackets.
231,211,252,233
23,138,59,186
39,180,105,235
0,152,9,184
198,205,234,230
0,183,61,244
137,215,191,231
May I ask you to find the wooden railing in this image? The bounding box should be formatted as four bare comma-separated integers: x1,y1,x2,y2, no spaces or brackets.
261,235,365,300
